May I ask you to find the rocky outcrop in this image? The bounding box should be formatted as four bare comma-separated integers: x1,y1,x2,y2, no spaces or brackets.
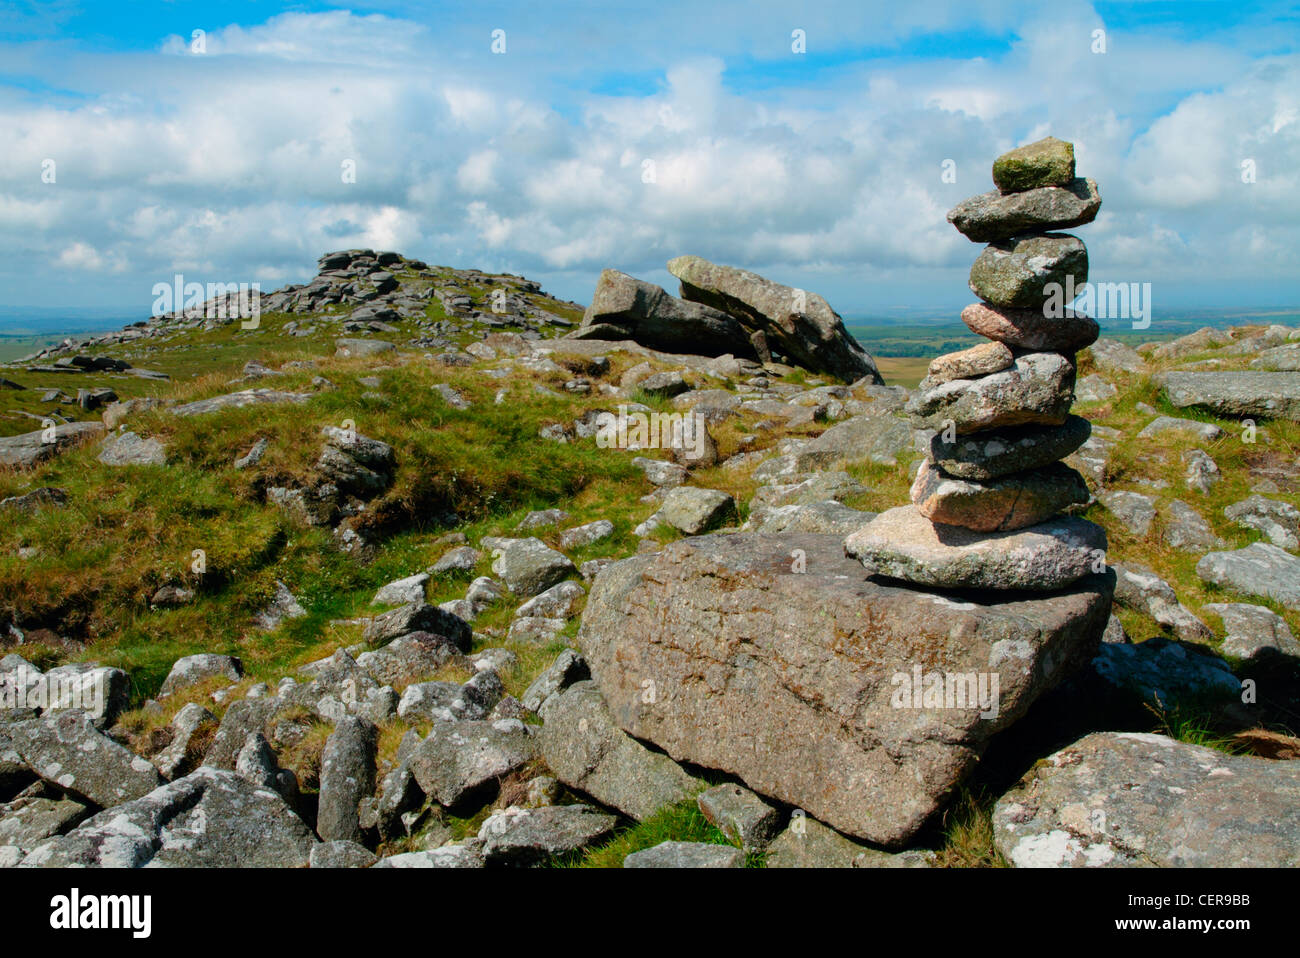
571,270,758,359
667,255,882,383
577,532,1112,846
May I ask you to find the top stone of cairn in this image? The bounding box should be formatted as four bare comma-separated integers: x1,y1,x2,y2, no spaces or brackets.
992,136,1075,193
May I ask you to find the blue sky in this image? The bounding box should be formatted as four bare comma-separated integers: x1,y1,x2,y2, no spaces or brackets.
1,0,1297,323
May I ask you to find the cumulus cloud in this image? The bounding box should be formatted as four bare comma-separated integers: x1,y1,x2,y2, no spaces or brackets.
0,2,1296,312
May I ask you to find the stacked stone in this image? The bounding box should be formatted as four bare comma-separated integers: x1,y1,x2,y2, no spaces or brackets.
846,137,1108,592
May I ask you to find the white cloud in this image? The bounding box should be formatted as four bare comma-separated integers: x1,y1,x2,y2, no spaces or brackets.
0,4,1296,312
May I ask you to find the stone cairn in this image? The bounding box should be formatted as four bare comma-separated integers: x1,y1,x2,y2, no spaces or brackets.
846,137,1109,592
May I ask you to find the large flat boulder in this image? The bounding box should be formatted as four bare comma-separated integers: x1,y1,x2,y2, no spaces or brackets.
993,732,1300,867
1156,371,1300,421
577,532,1112,846
667,255,882,383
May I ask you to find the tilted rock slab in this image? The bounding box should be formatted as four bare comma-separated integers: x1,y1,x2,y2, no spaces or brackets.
572,269,758,360
667,255,883,384
993,732,1300,867
577,532,1112,846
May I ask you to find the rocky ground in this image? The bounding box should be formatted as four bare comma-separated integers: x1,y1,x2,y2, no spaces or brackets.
0,247,1298,868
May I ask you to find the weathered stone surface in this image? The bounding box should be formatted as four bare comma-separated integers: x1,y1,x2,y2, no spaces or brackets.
911,459,1089,532
397,668,504,723
356,632,459,687
538,681,700,821
1204,603,1300,660
1111,563,1212,644
1162,499,1222,554
1099,489,1157,536
310,840,377,868
667,255,883,383
1197,543,1300,609
764,815,933,868
371,572,430,607
151,703,216,780
1087,338,1145,375
0,486,69,513
0,796,87,857
97,430,166,466
572,269,758,359
489,538,578,598
558,520,615,551
1183,448,1222,494
20,767,317,867
907,352,1075,434
431,546,481,574
697,783,780,853
993,732,1300,867
372,843,485,868
638,370,690,398
846,505,1107,592
745,500,876,537
407,719,535,808
317,716,378,843
791,413,914,470
992,136,1075,193
1157,371,1300,421
1137,416,1223,442
926,341,1014,384
968,234,1088,309
478,804,618,865
159,653,243,697
363,602,471,651
1251,342,1300,371
171,388,310,418
1074,374,1116,403
624,841,745,868
334,338,397,358
0,421,104,469
948,178,1100,242
1092,638,1237,709
9,710,162,808
1224,495,1300,551
928,416,1091,480
579,533,1112,845
961,302,1098,352
521,649,590,713
658,485,736,534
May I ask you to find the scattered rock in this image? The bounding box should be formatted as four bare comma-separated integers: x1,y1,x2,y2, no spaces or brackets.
478,804,618,865
624,841,745,868
993,732,1300,867
538,681,700,821
1197,542,1300,609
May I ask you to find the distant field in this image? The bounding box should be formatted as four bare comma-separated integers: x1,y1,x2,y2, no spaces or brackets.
0,335,65,363
872,355,931,388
